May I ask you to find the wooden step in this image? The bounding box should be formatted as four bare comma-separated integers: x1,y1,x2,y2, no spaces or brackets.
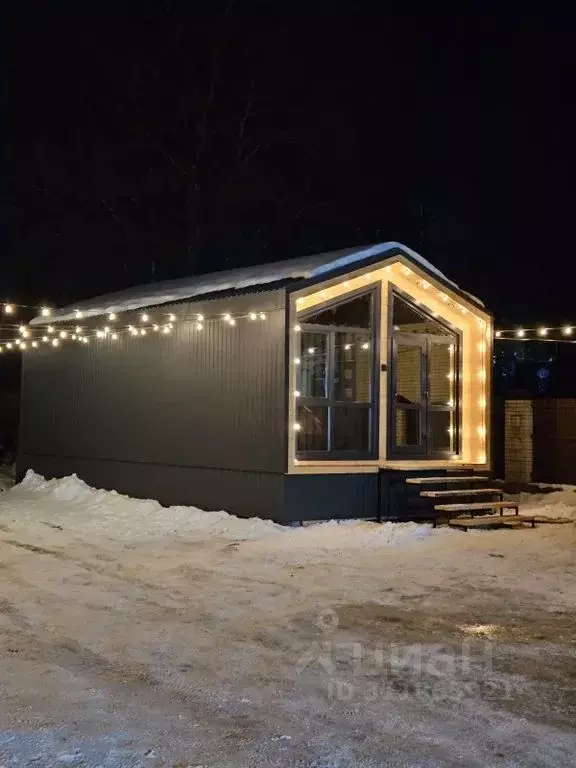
448,514,536,531
406,476,487,486
434,501,518,514
421,488,503,499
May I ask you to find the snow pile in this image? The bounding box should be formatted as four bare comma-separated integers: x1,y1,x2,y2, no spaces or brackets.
5,470,442,548
519,488,576,521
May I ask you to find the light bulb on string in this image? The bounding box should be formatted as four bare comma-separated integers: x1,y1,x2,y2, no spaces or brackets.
60,331,67,339
104,326,111,334
141,313,149,323
52,339,59,347
47,326,54,334
196,322,203,331
108,313,117,321
153,324,159,331
516,329,525,338
163,326,171,334
96,330,104,339
19,325,26,334
130,328,138,336
111,332,118,340
224,314,232,322
294,324,301,332
197,314,204,322
32,341,38,348
41,307,51,317
6,343,12,350
538,328,548,337
20,342,27,350
75,310,83,319
75,326,83,333
563,326,573,336
169,314,176,322
140,329,147,336
229,318,236,326
42,336,48,343
249,312,257,320
293,422,302,432
495,331,502,338
259,313,266,320
4,304,14,314
72,334,77,340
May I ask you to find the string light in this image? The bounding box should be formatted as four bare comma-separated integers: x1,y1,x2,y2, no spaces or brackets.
108,313,117,321
19,325,27,334
104,326,111,334
111,332,118,340
516,329,525,338
4,304,14,314
75,310,83,319
495,331,502,338
47,326,54,334
294,390,301,397
140,329,147,336
361,342,370,350
153,324,160,331
60,331,68,339
96,330,104,339
249,312,258,320
72,334,77,340
294,357,301,365
141,313,149,322
229,318,236,326
294,324,301,332
563,326,573,336
293,422,302,431
196,322,204,331
20,342,27,350
259,313,266,320
41,307,51,317
42,336,48,342
130,328,138,336
75,326,83,333
6,343,12,350
539,328,548,337
169,314,176,322
197,314,204,322
82,337,89,344
32,341,38,348
52,339,59,347
224,314,232,322
162,326,171,334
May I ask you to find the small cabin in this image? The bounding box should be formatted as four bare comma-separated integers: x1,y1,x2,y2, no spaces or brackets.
19,242,492,522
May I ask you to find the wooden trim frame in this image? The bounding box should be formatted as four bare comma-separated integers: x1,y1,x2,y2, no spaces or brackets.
286,255,492,475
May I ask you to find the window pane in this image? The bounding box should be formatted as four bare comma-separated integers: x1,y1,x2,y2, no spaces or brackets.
429,410,454,452
332,407,370,452
392,294,452,336
429,343,455,406
296,404,328,451
395,408,421,446
334,333,372,403
396,345,422,404
300,332,328,398
302,292,372,328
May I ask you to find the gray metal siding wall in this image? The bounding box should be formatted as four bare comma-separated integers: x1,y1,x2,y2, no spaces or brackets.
283,473,378,522
19,290,287,512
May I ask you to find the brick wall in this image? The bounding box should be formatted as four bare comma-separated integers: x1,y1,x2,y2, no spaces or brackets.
504,400,533,483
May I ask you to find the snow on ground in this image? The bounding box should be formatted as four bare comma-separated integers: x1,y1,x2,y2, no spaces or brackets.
0,473,574,766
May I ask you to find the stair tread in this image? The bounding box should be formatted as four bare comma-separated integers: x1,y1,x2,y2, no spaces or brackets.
421,488,503,498
448,514,535,527
406,476,488,485
435,500,518,512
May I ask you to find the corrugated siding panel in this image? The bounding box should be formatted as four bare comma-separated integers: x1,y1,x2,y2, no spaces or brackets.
19,290,287,476
283,473,378,522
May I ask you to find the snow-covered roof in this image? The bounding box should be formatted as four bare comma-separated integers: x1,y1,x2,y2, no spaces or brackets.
31,241,480,325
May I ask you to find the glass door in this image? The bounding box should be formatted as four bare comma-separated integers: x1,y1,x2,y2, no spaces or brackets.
392,334,427,455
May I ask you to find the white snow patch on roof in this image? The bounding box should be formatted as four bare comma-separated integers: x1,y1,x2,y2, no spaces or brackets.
31,241,479,325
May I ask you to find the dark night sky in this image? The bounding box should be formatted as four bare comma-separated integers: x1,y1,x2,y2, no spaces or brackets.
4,4,576,324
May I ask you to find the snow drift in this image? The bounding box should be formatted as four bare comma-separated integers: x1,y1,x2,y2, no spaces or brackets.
5,470,441,547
